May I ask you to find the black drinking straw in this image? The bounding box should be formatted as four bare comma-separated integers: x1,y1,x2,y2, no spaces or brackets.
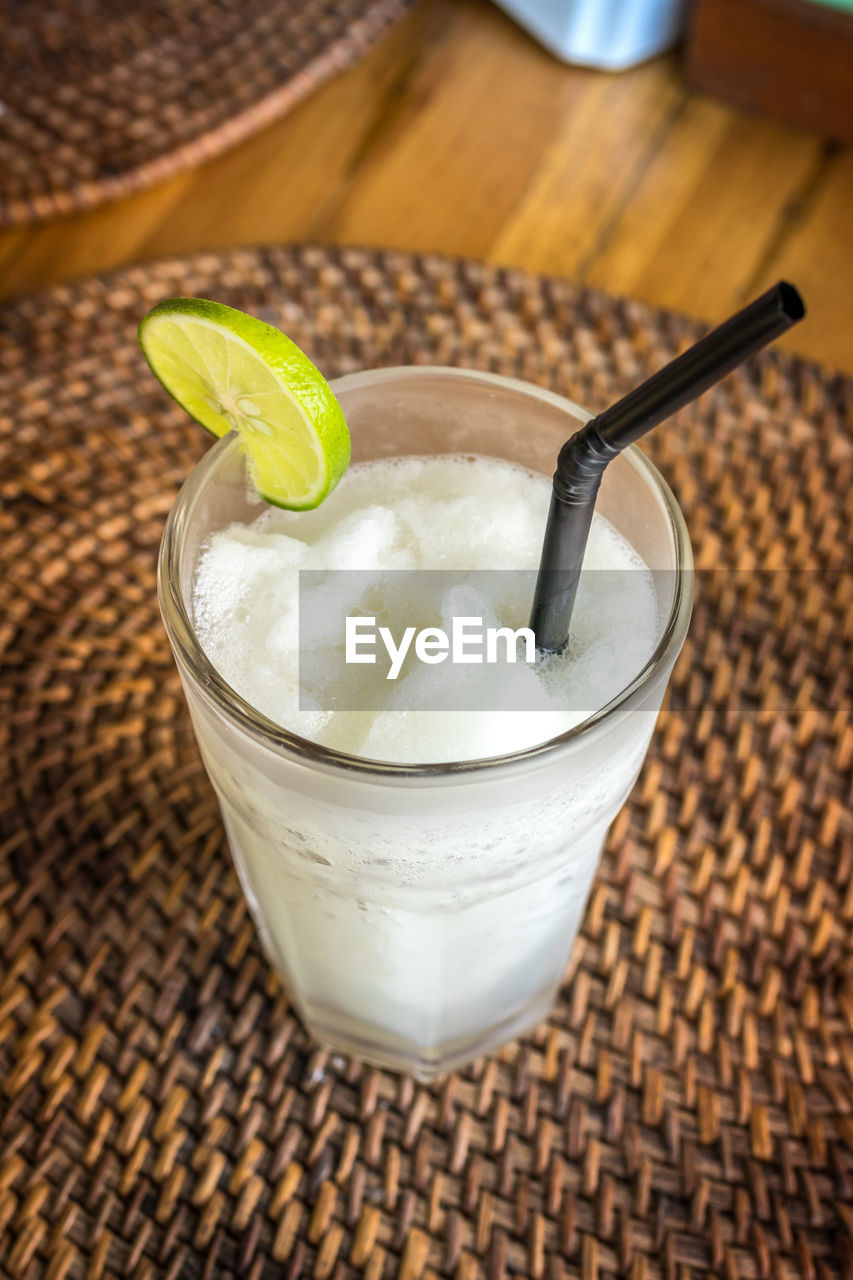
530,281,805,653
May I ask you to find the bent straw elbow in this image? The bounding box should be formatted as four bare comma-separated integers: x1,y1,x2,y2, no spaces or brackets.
553,425,620,504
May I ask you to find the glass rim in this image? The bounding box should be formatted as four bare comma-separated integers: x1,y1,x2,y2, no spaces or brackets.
158,365,694,785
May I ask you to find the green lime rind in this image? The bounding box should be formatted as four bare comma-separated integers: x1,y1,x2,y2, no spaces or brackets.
138,297,350,511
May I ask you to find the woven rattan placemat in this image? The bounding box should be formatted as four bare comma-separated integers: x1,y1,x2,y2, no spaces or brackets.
0,1,414,229
2,246,852,1279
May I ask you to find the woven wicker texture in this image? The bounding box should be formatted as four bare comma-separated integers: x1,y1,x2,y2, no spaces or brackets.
2,245,852,1279
0,0,415,229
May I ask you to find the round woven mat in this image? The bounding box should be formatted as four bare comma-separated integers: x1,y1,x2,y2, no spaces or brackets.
0,0,415,229
2,246,852,1280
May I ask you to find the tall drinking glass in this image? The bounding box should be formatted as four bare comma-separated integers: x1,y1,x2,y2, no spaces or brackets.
159,367,693,1078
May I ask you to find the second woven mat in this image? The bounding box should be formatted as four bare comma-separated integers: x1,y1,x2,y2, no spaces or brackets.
0,0,415,228
1,246,852,1279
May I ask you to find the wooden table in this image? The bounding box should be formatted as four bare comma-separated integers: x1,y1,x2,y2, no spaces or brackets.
1,0,850,374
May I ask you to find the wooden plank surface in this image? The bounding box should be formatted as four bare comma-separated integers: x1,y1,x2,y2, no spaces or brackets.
0,0,849,373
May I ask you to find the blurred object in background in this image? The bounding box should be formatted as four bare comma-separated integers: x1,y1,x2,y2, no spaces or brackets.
686,0,853,144
492,0,689,68
0,0,417,230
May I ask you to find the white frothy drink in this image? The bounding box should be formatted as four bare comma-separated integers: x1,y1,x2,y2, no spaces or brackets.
183,453,667,1073
194,456,659,764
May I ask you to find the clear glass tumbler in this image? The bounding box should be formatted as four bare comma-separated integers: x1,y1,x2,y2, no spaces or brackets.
159,367,693,1078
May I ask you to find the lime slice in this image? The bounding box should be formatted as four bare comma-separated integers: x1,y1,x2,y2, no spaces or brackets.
138,297,350,510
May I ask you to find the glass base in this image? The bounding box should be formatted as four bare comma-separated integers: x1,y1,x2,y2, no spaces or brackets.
301,990,557,1080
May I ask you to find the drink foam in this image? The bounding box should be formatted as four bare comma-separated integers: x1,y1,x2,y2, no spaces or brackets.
193,455,660,763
